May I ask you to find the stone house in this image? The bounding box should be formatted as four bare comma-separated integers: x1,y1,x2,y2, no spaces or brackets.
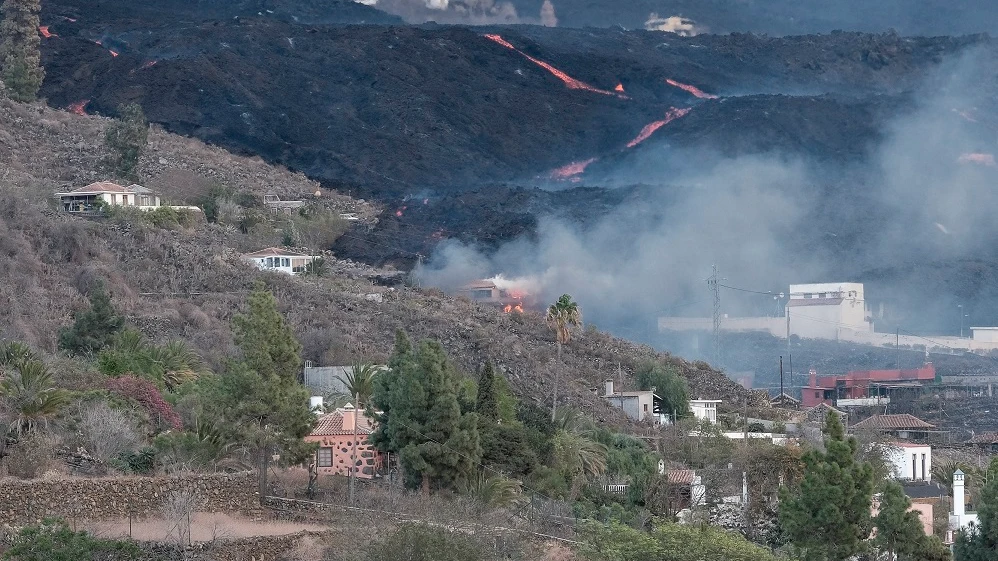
306,404,383,479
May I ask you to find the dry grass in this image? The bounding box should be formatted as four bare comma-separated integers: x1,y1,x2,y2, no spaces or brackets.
83,512,327,543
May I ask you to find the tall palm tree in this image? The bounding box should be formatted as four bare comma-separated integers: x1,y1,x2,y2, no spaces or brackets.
338,363,384,410
546,294,581,420
0,360,70,436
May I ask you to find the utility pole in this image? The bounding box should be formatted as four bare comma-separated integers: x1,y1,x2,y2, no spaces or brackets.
349,394,359,507
896,328,900,371
779,356,784,402
707,265,722,364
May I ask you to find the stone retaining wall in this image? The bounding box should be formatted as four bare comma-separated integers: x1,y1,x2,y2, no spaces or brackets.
145,530,335,561
0,472,261,525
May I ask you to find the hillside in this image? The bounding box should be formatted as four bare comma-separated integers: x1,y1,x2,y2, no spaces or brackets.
0,98,754,414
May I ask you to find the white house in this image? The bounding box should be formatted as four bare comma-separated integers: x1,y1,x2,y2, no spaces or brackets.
689,399,721,424
243,247,317,275
887,442,931,482
786,282,872,339
947,469,979,544
55,181,199,213
604,380,665,424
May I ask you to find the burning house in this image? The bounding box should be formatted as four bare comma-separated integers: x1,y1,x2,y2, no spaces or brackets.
458,276,536,313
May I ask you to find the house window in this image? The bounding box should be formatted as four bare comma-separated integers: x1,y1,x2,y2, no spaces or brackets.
814,391,820,398
912,454,917,480
921,454,926,481
282,258,290,267
317,448,332,467
265,257,274,268
643,404,649,412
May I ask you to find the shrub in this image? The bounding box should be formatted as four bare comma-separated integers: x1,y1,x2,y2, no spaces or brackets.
2,518,151,561
106,375,183,431
104,103,149,181
365,523,487,561
4,430,60,479
76,400,142,465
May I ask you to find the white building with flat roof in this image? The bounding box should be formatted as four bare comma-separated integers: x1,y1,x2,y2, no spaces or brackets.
689,399,721,424
787,282,872,339
244,247,317,275
887,442,931,482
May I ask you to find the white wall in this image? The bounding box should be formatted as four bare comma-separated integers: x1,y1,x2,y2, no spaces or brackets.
888,445,932,482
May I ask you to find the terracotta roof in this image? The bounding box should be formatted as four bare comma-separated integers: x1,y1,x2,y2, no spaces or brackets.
310,408,376,436
69,181,129,194
243,247,311,258
966,432,998,445
462,280,497,290
852,414,935,431
667,469,696,485
788,298,844,307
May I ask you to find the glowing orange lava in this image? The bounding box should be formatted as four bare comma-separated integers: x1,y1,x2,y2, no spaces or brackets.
665,78,718,99
551,157,597,179
958,153,996,166
38,26,55,38
67,100,89,115
395,205,407,217
503,303,524,313
142,60,157,69
615,83,625,93
626,107,691,148
484,34,623,97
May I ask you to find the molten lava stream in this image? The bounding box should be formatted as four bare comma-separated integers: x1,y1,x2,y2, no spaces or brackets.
484,34,623,98
626,107,691,148
551,157,597,179
38,26,55,38
67,100,89,115
665,78,718,99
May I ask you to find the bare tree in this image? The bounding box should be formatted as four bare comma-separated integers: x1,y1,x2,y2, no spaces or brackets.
77,401,141,465
161,486,201,548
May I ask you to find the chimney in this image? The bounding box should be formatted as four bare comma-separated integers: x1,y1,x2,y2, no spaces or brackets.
605,379,614,397
953,469,966,516
809,368,818,388
342,403,356,431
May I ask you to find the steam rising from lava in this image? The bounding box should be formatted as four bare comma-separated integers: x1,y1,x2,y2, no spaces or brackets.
370,0,520,24
417,48,998,339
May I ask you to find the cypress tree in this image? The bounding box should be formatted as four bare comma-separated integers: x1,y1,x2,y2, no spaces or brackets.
371,334,481,492
779,410,875,561
0,0,44,102
57,281,125,356
104,103,149,181
232,282,302,382
475,361,499,424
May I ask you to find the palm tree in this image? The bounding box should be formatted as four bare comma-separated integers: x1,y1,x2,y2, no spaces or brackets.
0,360,70,436
460,472,524,509
148,340,203,390
546,294,581,420
0,341,38,369
338,363,384,410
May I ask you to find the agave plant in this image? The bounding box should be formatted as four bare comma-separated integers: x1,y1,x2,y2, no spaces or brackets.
0,360,70,436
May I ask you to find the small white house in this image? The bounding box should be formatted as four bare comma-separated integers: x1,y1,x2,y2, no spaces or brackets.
690,399,721,424
604,380,665,424
887,442,931,482
55,181,201,213
244,247,316,275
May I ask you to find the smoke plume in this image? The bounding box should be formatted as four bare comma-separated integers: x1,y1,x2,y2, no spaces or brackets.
416,48,998,341
645,14,702,36
541,0,558,27
371,0,520,23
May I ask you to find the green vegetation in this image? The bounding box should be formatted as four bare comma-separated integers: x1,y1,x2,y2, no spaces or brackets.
370,331,481,492
780,411,875,561
0,347,69,436
364,522,496,561
104,103,149,181
546,293,581,420
2,518,152,561
57,281,125,356
0,0,44,102
582,520,786,561
635,360,689,422
875,480,951,561
98,329,202,390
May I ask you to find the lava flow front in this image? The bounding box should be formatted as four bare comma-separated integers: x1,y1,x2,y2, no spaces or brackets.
67,100,90,115
550,157,597,181
665,78,718,99
626,107,691,148
484,34,623,98
38,26,55,38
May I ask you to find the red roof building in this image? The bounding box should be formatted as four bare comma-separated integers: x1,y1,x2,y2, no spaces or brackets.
305,405,383,479
802,364,936,407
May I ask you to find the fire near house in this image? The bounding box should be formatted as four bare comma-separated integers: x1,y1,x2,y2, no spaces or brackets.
458,277,535,313
305,404,384,479
243,247,317,275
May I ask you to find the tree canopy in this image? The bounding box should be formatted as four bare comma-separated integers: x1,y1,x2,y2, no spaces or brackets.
635,360,690,421
0,0,44,102
104,103,149,181
370,331,481,492
779,410,875,561
58,281,125,356
874,480,951,561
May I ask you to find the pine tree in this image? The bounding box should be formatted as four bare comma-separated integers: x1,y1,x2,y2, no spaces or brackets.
0,0,44,102
779,410,875,561
955,457,998,561
874,480,950,561
232,282,302,382
227,282,312,499
57,281,125,356
104,103,149,181
475,361,499,425
370,333,481,492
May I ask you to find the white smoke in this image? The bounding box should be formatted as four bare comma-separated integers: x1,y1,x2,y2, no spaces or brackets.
374,0,519,23
540,0,558,27
645,13,701,36
425,0,449,9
